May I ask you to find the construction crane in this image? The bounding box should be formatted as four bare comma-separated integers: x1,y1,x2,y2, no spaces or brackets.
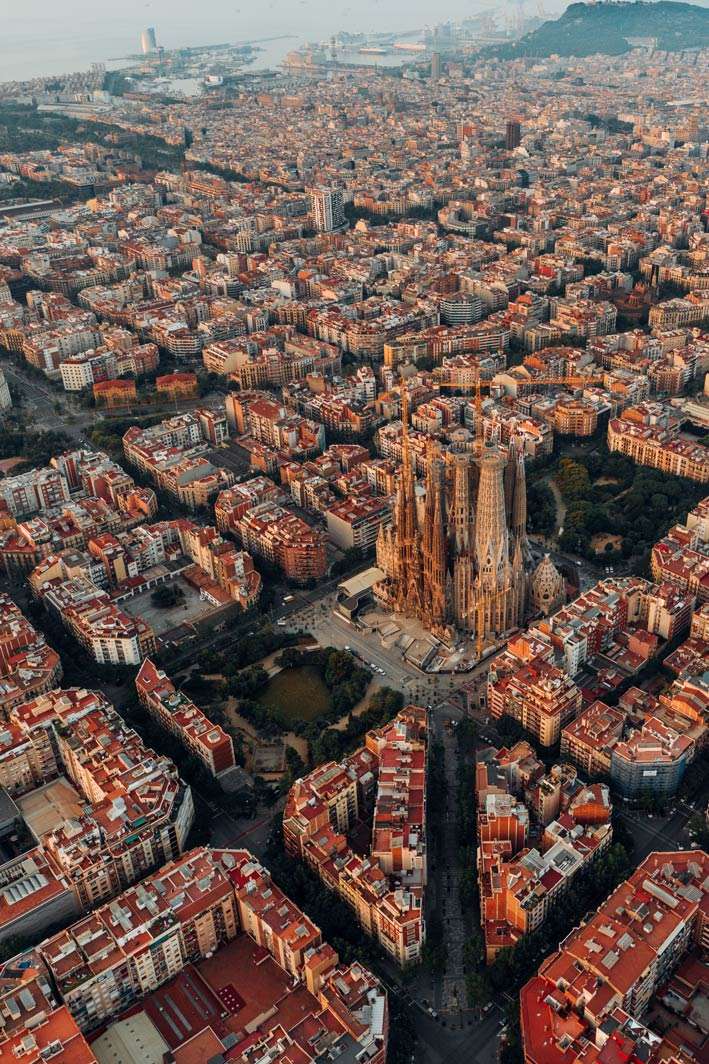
433,371,606,446
434,372,605,393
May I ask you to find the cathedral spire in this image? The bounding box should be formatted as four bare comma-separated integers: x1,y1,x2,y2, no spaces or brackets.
450,453,475,630
430,473,448,628
421,439,437,608
378,423,528,647
474,448,509,594
392,388,423,616
449,453,474,556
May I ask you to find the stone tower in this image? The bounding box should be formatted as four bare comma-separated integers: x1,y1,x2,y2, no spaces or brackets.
421,440,438,620
531,554,565,616
474,447,510,599
450,453,476,631
474,444,526,644
375,413,531,654
392,392,424,616
429,465,449,629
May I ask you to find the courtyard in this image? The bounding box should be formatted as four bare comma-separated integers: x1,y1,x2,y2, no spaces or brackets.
121,576,225,637
18,777,84,837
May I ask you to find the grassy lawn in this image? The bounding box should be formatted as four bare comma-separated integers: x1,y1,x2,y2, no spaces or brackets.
255,665,332,724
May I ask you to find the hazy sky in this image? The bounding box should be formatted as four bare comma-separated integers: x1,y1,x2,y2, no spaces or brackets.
0,0,511,79
4,0,510,44
3,0,705,80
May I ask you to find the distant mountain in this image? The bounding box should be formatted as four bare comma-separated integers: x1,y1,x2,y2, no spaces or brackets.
488,1,709,58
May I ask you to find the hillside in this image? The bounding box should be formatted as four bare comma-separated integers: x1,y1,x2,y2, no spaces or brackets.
488,1,709,58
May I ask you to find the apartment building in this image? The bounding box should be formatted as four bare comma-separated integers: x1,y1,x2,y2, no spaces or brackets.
0,687,193,935
651,499,709,603
236,395,327,457
648,291,709,329
608,405,709,483
0,846,387,1064
232,500,327,582
325,494,393,552
205,333,340,386
308,186,346,233
31,572,156,665
610,715,693,798
561,678,704,799
123,412,235,508
480,407,554,458
0,451,156,536
20,514,259,613
40,847,240,1031
521,851,709,1064
0,1001,93,1064
487,634,582,747
59,348,117,390
285,384,375,439
552,396,599,436
284,706,427,966
476,745,612,961
550,299,617,341
560,700,626,779
0,466,71,518
535,576,693,680
136,659,237,780
0,593,63,713
214,475,284,527
177,522,262,607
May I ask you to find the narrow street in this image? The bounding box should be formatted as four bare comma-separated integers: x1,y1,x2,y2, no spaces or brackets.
430,701,468,1017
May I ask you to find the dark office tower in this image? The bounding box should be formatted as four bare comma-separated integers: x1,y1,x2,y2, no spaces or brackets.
431,52,442,82
505,120,521,150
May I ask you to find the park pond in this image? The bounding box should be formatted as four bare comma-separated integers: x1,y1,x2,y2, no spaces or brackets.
254,664,332,724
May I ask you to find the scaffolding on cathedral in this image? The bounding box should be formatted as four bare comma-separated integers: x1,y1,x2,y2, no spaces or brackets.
375,393,530,652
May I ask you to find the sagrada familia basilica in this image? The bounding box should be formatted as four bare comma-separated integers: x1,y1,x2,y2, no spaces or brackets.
375,396,558,650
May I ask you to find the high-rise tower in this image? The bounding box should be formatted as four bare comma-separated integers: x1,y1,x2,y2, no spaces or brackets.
505,119,521,150
308,186,345,233
141,27,157,55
